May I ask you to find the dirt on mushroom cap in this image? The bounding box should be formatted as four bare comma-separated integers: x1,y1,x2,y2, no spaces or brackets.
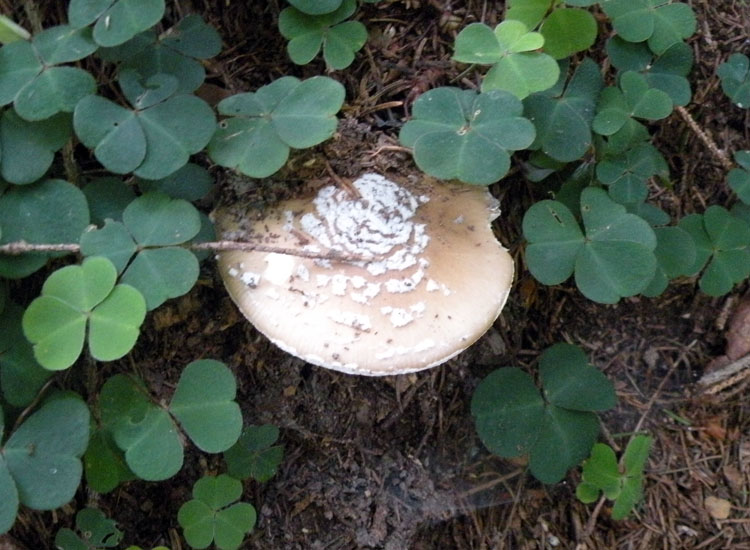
215,172,514,375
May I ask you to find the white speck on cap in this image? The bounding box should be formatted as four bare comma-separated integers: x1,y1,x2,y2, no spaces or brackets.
215,172,514,376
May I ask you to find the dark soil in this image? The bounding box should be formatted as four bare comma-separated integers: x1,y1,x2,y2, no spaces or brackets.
4,1,750,549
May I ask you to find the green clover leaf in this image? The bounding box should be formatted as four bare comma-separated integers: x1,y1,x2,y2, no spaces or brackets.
718,53,750,109
523,187,657,303
178,475,257,550
68,0,166,47
729,151,750,203
83,428,135,494
208,76,345,178
539,8,598,59
472,344,615,484
454,20,560,99
0,179,89,279
82,177,136,225
22,257,146,370
641,225,697,297
54,508,124,550
169,360,243,453
137,163,213,202
280,0,367,70
524,57,603,162
0,397,90,534
289,0,344,15
224,425,284,482
596,142,669,204
399,87,535,185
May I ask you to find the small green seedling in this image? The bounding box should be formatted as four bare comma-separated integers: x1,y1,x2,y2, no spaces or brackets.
224,425,284,482
679,206,750,296
399,87,535,185
524,58,603,162
178,474,257,550
0,25,97,120
80,192,203,310
717,53,750,109
279,0,367,70
453,20,559,99
93,360,242,483
728,151,750,203
0,15,30,43
22,256,147,370
73,71,216,180
472,343,616,483
607,38,693,106
55,507,123,550
577,435,653,519
0,397,90,534
523,187,658,303
208,76,345,178
600,0,696,55
68,0,165,47
593,71,673,136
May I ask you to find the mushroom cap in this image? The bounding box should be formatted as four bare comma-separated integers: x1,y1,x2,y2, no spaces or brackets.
215,173,514,376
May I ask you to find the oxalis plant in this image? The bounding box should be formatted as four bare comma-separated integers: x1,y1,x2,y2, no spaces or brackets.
0,2,306,543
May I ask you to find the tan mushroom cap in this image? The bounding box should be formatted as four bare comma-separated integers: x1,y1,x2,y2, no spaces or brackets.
215,173,514,376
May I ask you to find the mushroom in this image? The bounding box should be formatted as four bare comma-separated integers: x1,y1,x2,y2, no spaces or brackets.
215,172,514,376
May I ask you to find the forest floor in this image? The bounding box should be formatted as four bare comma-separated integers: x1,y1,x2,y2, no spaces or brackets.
4,0,750,549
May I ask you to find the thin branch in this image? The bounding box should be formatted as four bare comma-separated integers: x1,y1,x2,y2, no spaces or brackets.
0,240,372,263
676,106,734,171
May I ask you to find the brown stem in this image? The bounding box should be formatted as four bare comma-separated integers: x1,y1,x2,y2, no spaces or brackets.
676,106,734,171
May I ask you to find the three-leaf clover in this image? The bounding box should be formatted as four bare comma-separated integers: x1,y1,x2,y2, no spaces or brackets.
399,87,536,185
73,72,216,179
718,54,750,109
453,20,560,99
0,397,90,534
577,435,652,519
279,0,368,70
178,474,257,550
593,71,673,136
68,0,166,47
524,57,603,162
22,256,147,370
596,142,669,204
54,507,123,550
600,0,696,55
523,187,657,303
224,425,284,482
208,76,345,178
0,25,97,120
472,343,616,484
80,192,202,310
679,206,750,296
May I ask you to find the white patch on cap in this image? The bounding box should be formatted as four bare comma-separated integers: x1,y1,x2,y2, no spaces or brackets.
380,306,414,327
240,271,261,287
296,264,310,282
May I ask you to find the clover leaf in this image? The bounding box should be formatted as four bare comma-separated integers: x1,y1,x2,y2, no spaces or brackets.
178,474,257,550
208,76,344,178
0,179,89,279
98,15,221,93
596,142,668,204
169,360,243,454
540,8,598,59
399,87,535,185
601,0,696,55
729,151,750,203
82,177,136,225
22,257,146,370
607,37,693,106
289,0,344,14
593,71,673,136
68,0,165,47
472,343,615,484
454,20,560,99
224,425,284,482
524,58,602,162
641,225,697,297
100,374,183,481
137,163,213,202
54,507,123,550
74,74,216,179
0,397,90,534
718,54,750,109
523,187,657,303
577,435,652,519
80,192,201,309
279,0,367,70
679,207,750,296
0,26,97,121
0,302,53,407
83,428,135,494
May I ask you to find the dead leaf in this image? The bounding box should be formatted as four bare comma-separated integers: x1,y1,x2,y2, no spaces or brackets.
704,495,732,519
725,297,750,359
723,464,745,494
